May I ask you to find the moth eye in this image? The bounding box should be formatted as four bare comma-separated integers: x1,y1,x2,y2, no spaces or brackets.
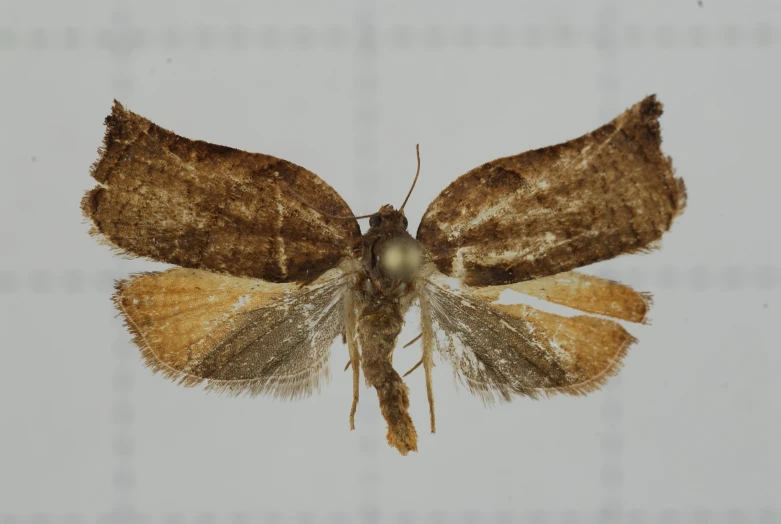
369,215,382,228
402,216,408,229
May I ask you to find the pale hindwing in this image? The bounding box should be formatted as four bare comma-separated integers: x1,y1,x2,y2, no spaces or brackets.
420,270,636,402
114,264,355,399
472,270,652,324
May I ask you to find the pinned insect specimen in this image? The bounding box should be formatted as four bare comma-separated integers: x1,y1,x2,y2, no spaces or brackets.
82,96,686,454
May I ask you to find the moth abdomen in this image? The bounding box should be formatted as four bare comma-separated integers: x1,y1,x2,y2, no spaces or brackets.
356,295,418,455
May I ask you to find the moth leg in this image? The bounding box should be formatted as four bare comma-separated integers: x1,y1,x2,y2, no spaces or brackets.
349,359,360,430
344,292,361,430
419,294,436,434
423,352,435,434
402,359,423,377
402,333,422,348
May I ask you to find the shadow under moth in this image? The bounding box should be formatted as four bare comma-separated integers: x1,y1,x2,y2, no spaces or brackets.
82,95,686,455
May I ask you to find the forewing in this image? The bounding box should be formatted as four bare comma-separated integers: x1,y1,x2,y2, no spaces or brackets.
82,101,361,282
417,95,687,286
114,264,353,398
420,269,635,402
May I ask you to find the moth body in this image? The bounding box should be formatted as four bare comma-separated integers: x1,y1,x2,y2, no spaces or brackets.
354,204,423,454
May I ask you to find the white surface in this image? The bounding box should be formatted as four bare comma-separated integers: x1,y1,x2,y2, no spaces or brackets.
0,0,779,520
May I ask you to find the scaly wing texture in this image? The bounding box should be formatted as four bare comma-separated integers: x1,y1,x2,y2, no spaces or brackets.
420,270,636,402
82,101,361,283
472,270,652,324
114,265,352,398
417,95,687,287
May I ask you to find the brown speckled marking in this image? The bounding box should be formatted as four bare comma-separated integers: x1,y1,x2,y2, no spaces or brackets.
82,101,361,283
416,95,686,286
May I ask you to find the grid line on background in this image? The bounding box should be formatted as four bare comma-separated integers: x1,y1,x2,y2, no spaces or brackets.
595,4,622,523
1,509,779,523
354,0,382,522
1,4,779,524
0,24,779,51
107,1,137,523
0,267,777,293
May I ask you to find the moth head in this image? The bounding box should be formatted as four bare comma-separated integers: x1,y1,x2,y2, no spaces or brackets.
369,204,409,231
377,238,422,277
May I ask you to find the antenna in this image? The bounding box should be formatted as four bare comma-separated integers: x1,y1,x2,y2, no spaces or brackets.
279,182,372,220
399,144,420,212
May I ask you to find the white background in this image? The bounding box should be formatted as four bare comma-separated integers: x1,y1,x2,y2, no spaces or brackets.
0,0,779,522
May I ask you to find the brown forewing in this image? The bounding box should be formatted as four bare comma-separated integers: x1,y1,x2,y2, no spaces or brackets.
114,265,352,398
82,101,361,283
420,270,635,401
416,95,687,287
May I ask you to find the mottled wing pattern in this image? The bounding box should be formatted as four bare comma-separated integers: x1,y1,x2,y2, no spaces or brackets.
114,264,353,398
420,269,636,402
417,95,687,287
82,101,361,283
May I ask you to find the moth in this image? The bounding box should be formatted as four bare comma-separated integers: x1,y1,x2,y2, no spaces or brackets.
82,95,686,455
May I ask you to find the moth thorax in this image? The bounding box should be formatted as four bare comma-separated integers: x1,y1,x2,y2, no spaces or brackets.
378,240,422,277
